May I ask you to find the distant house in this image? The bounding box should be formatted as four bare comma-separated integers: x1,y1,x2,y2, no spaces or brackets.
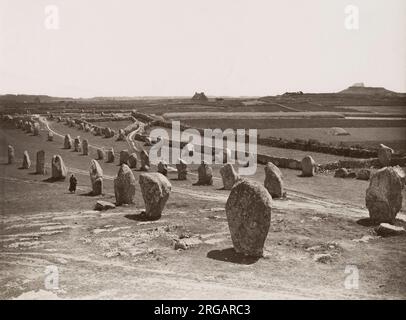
192,92,208,102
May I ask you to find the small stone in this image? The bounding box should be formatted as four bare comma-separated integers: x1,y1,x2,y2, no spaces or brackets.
94,200,116,211
220,163,239,190
7,145,15,164
64,134,72,149
176,159,187,180
47,131,54,141
264,162,283,198
378,144,394,167
97,148,105,160
334,168,349,178
119,150,130,165
356,169,371,181
301,155,316,177
82,139,89,155
375,223,406,237
106,148,115,163
128,153,138,169
22,151,31,169
157,161,168,176
195,161,213,185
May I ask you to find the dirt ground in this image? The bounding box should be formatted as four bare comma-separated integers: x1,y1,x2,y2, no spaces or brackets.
1,120,405,300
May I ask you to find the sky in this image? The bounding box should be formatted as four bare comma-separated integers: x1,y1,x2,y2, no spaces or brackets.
0,0,405,97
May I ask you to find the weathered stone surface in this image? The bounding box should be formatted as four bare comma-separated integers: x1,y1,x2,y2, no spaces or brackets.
366,167,403,223
225,179,272,257
157,161,168,176
220,163,239,190
264,162,283,198
64,134,72,149
378,144,394,167
106,148,115,163
119,150,130,165
195,161,213,185
22,151,31,169
375,223,406,237
176,159,187,180
7,145,15,164
73,137,81,152
301,155,316,177
393,165,405,188
36,150,46,174
94,200,116,211
97,148,105,160
128,153,138,169
117,129,126,141
82,139,89,155
114,164,136,205
89,159,103,195
334,168,349,178
139,172,172,220
47,131,53,141
33,123,40,136
140,150,150,171
51,155,67,179
356,168,371,181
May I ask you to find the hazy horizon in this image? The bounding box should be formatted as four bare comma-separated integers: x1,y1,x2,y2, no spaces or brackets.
1,0,405,98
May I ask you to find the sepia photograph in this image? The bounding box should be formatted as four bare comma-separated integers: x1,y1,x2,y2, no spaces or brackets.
0,0,405,307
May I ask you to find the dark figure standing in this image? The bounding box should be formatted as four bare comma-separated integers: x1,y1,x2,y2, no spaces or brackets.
69,174,77,193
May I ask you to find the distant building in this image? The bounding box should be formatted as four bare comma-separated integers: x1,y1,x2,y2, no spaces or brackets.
192,92,208,101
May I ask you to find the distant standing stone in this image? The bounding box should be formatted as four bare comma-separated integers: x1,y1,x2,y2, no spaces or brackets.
64,134,72,149
47,131,54,141
89,159,103,195
106,148,115,163
157,161,168,176
366,167,402,224
36,150,46,174
82,139,89,155
195,161,213,185
114,164,136,205
51,155,67,180
220,163,239,190
356,168,371,181
176,159,187,180
117,129,125,141
22,151,31,169
264,162,284,198
33,123,40,136
97,148,105,160
128,153,138,169
334,168,349,178
378,144,394,167
119,150,130,165
139,172,172,220
301,155,316,177
7,145,15,164
140,150,150,171
225,179,272,257
73,137,81,152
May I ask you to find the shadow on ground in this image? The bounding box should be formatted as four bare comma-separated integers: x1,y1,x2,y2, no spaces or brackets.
207,247,260,265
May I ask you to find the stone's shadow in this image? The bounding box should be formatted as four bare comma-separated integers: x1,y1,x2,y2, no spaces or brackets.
79,191,97,197
125,211,159,222
43,177,65,183
356,218,379,227
297,174,311,178
207,247,260,265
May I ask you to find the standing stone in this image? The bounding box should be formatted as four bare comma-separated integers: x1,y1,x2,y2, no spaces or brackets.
7,145,15,164
22,151,31,169
157,161,168,176
82,139,89,155
47,131,54,141
51,155,67,180
356,168,371,181
378,144,394,167
264,162,284,198
89,159,103,195
119,150,130,165
220,163,239,190
33,123,40,136
139,172,172,220
36,150,46,174
97,148,105,160
366,167,402,224
117,129,125,141
106,148,115,163
195,161,213,185
226,179,272,257
114,164,136,205
73,137,81,152
64,134,72,149
176,159,187,180
334,168,349,178
301,155,316,177
128,153,138,169
140,150,150,171
393,165,405,189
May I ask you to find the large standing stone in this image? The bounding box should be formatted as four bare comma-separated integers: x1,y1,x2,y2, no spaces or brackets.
82,139,89,155
73,137,81,152
157,161,168,176
97,148,105,160
301,155,316,177
89,159,103,195
195,161,213,185
64,134,72,149
36,150,46,174
378,144,394,167
366,167,402,224
47,131,53,141
225,179,272,257
119,150,130,165
264,162,284,198
114,164,136,205
22,151,31,169
139,172,172,220
176,159,187,180
51,155,67,180
128,153,138,169
33,123,40,136
220,163,239,190
106,148,115,163
140,150,150,171
7,145,15,164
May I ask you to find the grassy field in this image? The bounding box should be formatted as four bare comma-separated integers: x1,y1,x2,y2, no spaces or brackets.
90,120,133,132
